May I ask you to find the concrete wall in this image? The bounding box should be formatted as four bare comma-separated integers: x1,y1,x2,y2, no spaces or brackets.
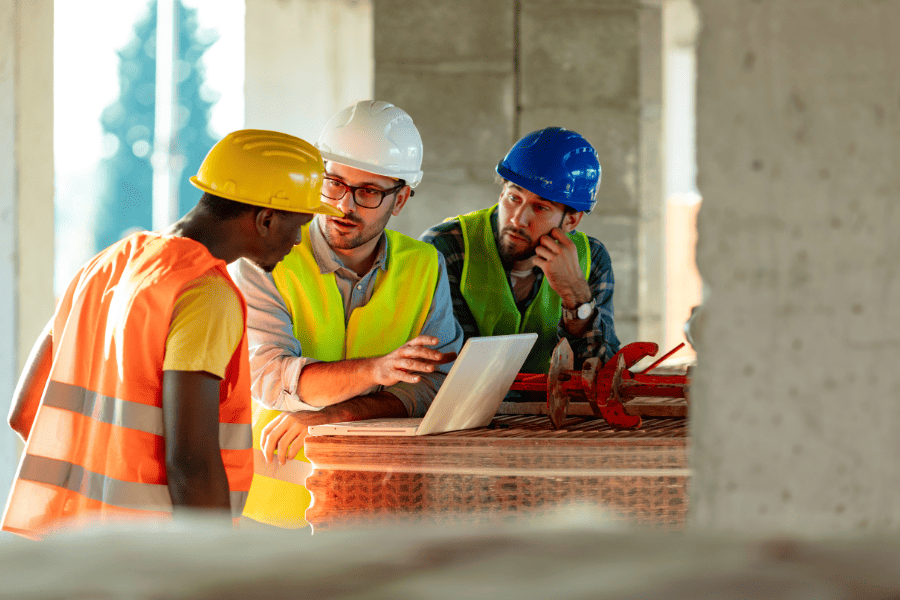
0,0,54,516
372,0,664,345
691,1,900,535
243,0,666,345
244,0,373,145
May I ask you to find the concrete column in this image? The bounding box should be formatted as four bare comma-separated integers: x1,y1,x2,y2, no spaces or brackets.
518,0,664,345
244,0,373,143
635,2,665,346
691,1,900,535
0,0,54,511
372,0,516,238
373,0,663,346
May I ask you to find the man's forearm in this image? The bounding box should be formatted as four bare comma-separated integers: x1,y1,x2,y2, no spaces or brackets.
317,390,408,422
296,335,451,408
166,450,232,513
561,310,594,338
9,323,53,441
297,358,382,407
162,371,232,515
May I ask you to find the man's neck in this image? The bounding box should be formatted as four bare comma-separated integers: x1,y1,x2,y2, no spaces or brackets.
510,257,535,273
328,231,383,277
165,210,241,264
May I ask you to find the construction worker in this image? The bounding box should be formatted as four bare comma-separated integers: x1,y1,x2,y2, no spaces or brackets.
231,100,463,529
2,130,339,539
420,127,620,374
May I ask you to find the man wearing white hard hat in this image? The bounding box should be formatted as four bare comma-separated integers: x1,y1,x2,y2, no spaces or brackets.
231,101,463,529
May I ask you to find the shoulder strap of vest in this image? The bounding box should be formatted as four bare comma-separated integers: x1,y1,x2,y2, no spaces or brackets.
345,230,439,359
272,223,346,361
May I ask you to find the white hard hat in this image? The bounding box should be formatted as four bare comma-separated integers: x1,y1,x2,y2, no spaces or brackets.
316,100,424,188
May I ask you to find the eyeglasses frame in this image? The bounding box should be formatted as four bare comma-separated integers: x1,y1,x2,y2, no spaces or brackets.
321,176,407,209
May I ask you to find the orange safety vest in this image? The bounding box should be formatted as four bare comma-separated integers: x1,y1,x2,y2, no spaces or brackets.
1,232,254,539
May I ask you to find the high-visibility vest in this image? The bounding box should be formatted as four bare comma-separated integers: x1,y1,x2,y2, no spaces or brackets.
241,227,438,528
1,232,254,539
456,205,590,373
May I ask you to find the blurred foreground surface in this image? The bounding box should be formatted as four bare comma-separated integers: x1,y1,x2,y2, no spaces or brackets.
1,509,899,599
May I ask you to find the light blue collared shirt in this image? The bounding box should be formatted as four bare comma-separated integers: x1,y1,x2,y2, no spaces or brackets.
229,217,463,417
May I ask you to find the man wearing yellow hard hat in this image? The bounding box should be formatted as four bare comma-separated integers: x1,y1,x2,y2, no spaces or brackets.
231,101,463,529
3,130,336,539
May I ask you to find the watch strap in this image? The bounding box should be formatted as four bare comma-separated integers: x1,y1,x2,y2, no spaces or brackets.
562,298,596,321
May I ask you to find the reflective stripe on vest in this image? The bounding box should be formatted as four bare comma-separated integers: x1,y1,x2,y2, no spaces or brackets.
457,205,590,373
2,233,254,539
241,227,438,528
40,380,251,451
7,455,249,528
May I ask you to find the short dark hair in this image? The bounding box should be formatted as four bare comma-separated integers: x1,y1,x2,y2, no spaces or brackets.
198,192,265,220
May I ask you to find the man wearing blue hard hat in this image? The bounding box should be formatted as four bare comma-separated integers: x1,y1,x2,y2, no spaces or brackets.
420,127,620,373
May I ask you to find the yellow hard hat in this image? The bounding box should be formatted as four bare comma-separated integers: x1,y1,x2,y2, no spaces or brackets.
190,129,343,216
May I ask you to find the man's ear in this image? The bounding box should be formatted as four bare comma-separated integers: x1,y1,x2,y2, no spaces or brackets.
254,208,276,237
391,186,412,216
561,209,584,233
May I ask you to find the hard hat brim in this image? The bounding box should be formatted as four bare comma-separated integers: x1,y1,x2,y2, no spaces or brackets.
318,151,423,189
190,177,344,217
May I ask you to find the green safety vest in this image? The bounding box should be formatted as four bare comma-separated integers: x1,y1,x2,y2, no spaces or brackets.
241,226,439,528
456,205,590,373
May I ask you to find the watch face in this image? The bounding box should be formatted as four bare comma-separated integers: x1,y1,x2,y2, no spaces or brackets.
576,301,594,320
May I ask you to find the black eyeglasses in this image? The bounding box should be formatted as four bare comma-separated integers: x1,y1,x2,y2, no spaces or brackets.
321,177,406,209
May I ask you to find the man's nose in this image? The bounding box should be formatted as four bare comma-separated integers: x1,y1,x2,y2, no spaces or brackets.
511,204,530,227
335,190,356,214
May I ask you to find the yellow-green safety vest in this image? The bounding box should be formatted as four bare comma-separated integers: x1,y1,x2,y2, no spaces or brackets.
456,205,590,374
241,226,439,528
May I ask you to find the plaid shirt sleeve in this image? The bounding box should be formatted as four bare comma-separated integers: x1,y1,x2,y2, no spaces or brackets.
557,236,620,366
420,221,621,368
419,220,481,342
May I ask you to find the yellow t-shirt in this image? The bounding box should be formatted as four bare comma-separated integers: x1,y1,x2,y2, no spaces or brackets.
162,269,243,379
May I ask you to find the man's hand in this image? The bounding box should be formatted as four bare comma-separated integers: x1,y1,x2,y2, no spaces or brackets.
261,391,412,465
533,228,591,310
368,335,457,387
297,338,457,408
260,411,318,465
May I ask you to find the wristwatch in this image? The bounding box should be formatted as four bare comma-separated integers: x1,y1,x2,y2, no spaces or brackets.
562,298,596,321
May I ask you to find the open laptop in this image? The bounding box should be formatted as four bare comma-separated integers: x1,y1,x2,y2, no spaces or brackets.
306,332,538,437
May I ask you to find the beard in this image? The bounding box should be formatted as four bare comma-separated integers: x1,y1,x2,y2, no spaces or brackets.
320,200,394,251
321,213,367,249
497,226,538,265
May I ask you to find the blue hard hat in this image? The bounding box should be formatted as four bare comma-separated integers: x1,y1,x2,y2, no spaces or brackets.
496,127,601,213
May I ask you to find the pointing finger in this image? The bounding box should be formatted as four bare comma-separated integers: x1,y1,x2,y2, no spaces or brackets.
406,335,440,347
392,368,422,384
401,347,445,361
